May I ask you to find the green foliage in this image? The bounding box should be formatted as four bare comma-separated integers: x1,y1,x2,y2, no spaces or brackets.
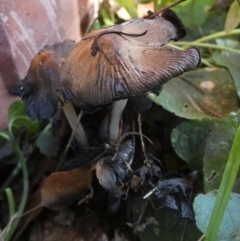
174,0,214,28
171,113,240,192
194,192,240,241
0,100,40,241
225,0,240,32
205,117,240,240
115,0,137,18
171,118,214,170
7,101,40,136
0,101,40,145
152,68,239,119
36,123,59,156
222,51,240,98
203,113,240,193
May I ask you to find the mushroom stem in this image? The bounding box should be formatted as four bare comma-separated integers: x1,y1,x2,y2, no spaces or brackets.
62,102,89,146
108,99,128,144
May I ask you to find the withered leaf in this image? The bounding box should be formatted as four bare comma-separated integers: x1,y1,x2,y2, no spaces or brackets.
95,139,135,213
41,166,93,210
152,171,199,219
95,139,134,192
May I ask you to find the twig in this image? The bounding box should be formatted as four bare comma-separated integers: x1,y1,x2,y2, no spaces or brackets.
180,189,193,241
112,131,153,162
138,114,149,165
198,234,205,241
146,0,186,19
57,111,83,170
134,200,148,233
143,186,158,199
180,219,188,241
117,131,153,146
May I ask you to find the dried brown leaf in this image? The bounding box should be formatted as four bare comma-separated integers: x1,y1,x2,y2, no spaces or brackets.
41,166,93,210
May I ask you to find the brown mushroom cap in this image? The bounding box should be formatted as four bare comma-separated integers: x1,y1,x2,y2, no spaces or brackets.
10,40,76,120
10,9,200,120
61,9,200,111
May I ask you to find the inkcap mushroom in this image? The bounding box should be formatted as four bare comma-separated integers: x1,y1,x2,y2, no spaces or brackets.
10,7,200,144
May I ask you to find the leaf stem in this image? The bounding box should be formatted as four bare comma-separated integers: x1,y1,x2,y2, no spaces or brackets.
0,162,22,195
205,123,240,240
167,43,213,67
4,140,29,241
173,41,240,54
183,29,240,48
5,188,15,218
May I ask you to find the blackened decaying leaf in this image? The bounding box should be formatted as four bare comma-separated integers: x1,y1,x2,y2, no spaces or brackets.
96,139,134,190
138,155,163,186
95,139,135,213
10,9,200,120
152,171,199,219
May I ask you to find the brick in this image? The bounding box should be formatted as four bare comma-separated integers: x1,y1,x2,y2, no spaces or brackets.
0,0,81,129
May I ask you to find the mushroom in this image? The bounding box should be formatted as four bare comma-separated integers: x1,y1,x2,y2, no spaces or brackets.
10,40,88,146
10,8,200,144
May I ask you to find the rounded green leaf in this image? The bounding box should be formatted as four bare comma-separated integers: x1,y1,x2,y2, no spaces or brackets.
194,191,240,241
152,68,239,120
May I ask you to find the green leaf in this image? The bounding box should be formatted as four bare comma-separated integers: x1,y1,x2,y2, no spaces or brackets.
137,0,152,4
208,51,228,67
174,0,214,28
100,6,115,26
205,117,240,240
8,101,40,136
151,68,239,120
194,192,240,241
225,0,240,32
152,0,173,10
203,113,240,193
171,112,240,192
36,124,59,156
115,0,138,18
0,131,10,142
222,51,240,99
171,119,215,170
